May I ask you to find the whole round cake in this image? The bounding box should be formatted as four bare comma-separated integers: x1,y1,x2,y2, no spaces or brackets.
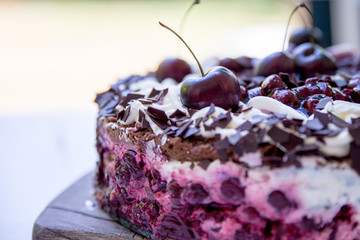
94,31,360,239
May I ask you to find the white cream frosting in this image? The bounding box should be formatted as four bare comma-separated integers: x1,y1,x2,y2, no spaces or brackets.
114,76,360,158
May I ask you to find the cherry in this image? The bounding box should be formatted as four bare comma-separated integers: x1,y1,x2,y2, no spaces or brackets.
350,86,360,103
240,85,248,101
159,21,241,111
288,27,323,49
271,89,301,109
293,43,337,79
260,74,286,96
254,52,295,77
219,58,244,73
181,66,241,110
302,94,326,115
332,88,347,101
293,85,309,100
155,58,192,83
316,82,333,97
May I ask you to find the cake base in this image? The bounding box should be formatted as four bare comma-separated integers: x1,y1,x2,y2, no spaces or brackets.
32,172,145,240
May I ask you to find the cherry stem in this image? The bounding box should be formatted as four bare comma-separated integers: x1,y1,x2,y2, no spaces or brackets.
159,21,205,77
282,2,315,52
179,0,200,37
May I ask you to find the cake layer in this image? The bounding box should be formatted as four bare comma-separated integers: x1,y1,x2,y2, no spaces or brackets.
95,117,360,240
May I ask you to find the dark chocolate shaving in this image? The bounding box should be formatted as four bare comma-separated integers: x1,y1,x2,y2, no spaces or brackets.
194,118,203,128
98,95,119,117
148,88,162,98
210,112,232,129
315,97,332,110
119,93,145,107
198,159,211,170
95,90,116,108
146,106,169,130
349,126,360,145
175,120,193,137
122,106,131,122
183,127,200,138
331,114,350,128
350,142,360,174
203,104,215,122
268,126,290,143
229,131,242,145
314,111,331,127
305,118,324,131
237,121,252,131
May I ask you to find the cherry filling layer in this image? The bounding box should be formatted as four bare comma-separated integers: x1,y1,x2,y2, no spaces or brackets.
95,129,360,240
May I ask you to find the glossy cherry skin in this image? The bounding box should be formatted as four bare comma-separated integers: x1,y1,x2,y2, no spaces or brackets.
293,43,337,79
302,94,326,115
288,27,323,49
155,57,192,83
254,52,295,77
218,58,244,73
271,89,301,109
180,66,241,110
260,74,286,96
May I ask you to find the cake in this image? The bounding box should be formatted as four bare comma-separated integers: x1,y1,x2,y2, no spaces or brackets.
94,35,360,239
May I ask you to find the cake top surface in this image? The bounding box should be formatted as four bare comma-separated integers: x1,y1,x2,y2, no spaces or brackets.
95,42,360,173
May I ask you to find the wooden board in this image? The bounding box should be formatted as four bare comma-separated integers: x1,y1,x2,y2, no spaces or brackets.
32,172,145,240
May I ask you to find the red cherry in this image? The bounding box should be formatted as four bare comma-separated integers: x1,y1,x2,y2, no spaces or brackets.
180,66,241,110
271,89,301,109
294,86,309,100
155,57,192,83
293,43,337,79
303,94,326,115
218,58,244,73
254,52,295,77
260,74,286,96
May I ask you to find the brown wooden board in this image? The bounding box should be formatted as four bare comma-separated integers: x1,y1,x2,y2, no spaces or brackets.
32,172,145,240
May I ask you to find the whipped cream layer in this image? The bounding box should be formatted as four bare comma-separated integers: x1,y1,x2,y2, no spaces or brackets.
112,76,360,158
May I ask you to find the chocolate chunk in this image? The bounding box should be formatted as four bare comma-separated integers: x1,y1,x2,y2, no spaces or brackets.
217,149,229,162
250,115,271,125
314,111,331,126
350,142,360,174
138,98,156,104
148,88,162,98
98,96,119,117
175,120,193,137
163,126,179,136
188,109,198,116
211,112,232,129
280,72,297,88
214,138,230,150
110,75,144,95
117,109,125,120
281,134,304,151
237,121,252,131
243,133,258,152
203,104,215,122
147,106,168,121
268,126,290,143
229,131,242,145
266,118,280,126
315,97,332,110
305,118,324,131
122,106,131,121
198,159,211,170
119,93,145,107
233,144,244,156
194,118,203,128
267,190,293,211
350,127,360,145
95,90,116,108
155,88,169,102
190,162,195,170
169,109,187,119
331,114,350,128
183,127,200,138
